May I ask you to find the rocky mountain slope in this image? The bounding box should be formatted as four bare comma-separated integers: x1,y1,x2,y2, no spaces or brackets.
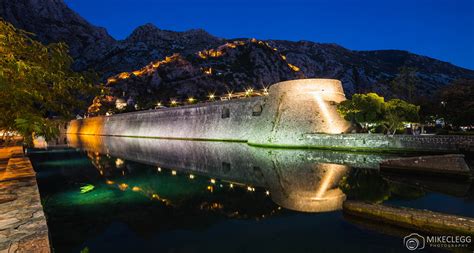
99,39,304,108
2,0,473,111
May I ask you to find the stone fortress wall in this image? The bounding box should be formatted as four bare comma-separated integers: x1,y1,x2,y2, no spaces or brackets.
68,79,351,144
67,78,473,153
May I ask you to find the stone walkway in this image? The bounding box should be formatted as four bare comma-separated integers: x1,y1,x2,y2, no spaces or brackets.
0,147,50,253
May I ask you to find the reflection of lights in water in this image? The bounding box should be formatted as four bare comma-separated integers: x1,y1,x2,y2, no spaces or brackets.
118,183,128,191
132,186,141,192
314,167,339,199
106,180,114,185
270,163,349,213
115,158,124,167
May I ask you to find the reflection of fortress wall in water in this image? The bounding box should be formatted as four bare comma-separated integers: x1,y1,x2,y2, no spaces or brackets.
67,79,351,146
68,135,388,212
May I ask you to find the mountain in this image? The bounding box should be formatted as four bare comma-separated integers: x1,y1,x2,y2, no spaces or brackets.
99,39,303,109
0,0,114,70
1,0,474,111
90,23,223,78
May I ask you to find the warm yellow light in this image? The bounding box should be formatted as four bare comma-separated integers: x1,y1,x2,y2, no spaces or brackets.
132,186,141,192
288,63,300,72
265,190,270,195
115,158,124,167
210,178,216,184
157,167,161,172
172,170,177,175
313,92,344,134
107,77,117,84
188,97,195,103
106,180,114,185
229,183,234,188
203,67,213,75
119,183,128,191
207,185,214,192
171,100,177,105
209,94,215,100
118,72,130,79
189,174,195,179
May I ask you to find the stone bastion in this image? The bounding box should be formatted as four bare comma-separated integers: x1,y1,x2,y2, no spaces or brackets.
67,78,473,153
68,79,352,145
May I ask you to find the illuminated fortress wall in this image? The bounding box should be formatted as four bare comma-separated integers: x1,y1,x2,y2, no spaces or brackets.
68,79,351,145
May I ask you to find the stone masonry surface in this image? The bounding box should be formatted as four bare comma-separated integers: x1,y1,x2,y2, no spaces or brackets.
0,147,50,253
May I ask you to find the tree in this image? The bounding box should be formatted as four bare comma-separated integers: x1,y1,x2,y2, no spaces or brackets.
437,79,474,128
0,20,98,145
337,93,385,132
383,99,420,135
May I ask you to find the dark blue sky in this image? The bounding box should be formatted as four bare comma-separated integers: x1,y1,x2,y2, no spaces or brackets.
65,0,474,69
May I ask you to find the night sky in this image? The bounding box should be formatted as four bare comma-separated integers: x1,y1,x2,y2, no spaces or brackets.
65,0,474,69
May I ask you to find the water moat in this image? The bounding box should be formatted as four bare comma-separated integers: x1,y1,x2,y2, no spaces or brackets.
27,135,474,253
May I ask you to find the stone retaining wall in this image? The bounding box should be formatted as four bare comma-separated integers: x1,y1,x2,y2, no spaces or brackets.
303,134,474,153
343,200,474,235
0,147,50,253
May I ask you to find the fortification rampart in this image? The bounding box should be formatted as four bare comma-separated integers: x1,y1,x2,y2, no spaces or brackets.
68,79,351,143
67,78,474,153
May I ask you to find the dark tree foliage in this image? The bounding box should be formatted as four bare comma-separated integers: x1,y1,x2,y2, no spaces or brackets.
438,79,474,127
0,20,98,145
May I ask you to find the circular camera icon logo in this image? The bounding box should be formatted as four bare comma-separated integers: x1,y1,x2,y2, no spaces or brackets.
403,233,425,251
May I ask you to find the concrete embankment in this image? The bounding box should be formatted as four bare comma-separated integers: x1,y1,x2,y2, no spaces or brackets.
0,147,50,253
380,154,473,179
343,200,474,236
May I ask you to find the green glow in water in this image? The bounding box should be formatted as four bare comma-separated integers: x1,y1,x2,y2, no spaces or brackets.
48,172,212,208
37,158,91,167
80,184,95,194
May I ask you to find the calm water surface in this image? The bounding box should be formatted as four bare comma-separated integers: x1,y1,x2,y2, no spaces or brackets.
28,135,474,253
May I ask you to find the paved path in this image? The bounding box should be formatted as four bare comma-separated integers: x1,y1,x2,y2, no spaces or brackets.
0,147,50,253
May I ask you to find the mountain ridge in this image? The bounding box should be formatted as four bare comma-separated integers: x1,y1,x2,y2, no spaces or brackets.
1,0,473,112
